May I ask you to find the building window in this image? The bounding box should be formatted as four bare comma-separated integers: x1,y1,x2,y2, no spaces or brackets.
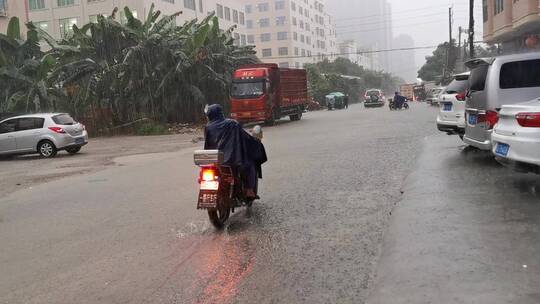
300,34,305,43
162,0,174,3
262,48,272,57
59,17,77,38
293,32,298,40
294,47,299,55
233,9,238,23
291,1,296,11
306,36,311,44
305,23,310,31
275,0,285,10
276,16,286,26
247,35,255,43
277,32,288,40
184,0,195,10
279,62,289,68
199,0,203,13
216,4,223,18
224,7,231,20
246,20,253,29
292,17,297,26
258,3,269,12
301,49,306,56
260,33,271,42
494,0,504,15
57,0,74,7
278,47,288,56
299,6,303,14
241,34,246,46
299,20,304,29
239,12,245,25
29,0,45,10
245,4,252,13
34,21,49,33
259,18,270,27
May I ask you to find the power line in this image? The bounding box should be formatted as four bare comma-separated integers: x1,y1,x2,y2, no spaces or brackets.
263,46,439,60
334,11,467,29
336,17,470,36
334,4,471,23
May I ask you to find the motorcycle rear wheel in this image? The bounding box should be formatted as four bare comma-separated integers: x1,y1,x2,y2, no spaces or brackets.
208,207,230,229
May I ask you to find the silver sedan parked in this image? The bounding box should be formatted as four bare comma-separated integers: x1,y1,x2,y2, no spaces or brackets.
0,113,89,158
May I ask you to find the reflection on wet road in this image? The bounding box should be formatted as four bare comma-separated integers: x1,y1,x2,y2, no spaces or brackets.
0,104,439,304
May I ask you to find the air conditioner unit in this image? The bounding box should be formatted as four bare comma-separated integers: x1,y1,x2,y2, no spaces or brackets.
0,9,6,17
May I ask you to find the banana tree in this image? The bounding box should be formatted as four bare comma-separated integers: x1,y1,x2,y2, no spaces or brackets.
0,17,62,112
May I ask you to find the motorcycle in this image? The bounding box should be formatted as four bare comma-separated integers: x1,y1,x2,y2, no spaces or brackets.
389,98,410,110
194,126,263,229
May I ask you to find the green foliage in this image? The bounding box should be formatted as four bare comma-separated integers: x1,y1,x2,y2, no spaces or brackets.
306,58,404,104
417,41,459,85
0,7,257,131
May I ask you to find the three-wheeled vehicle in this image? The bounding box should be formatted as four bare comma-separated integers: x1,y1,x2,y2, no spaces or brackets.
326,92,346,110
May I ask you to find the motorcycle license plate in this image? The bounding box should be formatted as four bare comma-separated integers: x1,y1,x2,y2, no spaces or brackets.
198,190,219,209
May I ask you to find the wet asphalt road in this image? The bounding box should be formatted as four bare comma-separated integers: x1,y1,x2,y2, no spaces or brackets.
0,103,438,304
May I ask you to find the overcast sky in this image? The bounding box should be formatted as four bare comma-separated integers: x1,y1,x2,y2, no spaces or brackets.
329,0,483,73
389,0,483,70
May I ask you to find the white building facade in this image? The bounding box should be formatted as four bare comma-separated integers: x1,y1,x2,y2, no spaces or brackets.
242,0,338,68
24,0,247,44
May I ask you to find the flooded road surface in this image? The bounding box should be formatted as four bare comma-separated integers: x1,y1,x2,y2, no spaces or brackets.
0,104,438,304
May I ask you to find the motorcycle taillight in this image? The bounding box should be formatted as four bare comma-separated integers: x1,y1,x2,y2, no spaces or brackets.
200,167,218,183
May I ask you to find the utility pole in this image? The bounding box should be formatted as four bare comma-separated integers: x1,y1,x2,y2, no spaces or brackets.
445,7,453,80
469,0,475,58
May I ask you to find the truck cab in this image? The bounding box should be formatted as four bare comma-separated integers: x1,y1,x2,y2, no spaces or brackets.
230,64,307,125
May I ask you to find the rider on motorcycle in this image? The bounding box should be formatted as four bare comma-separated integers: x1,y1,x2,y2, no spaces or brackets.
394,92,407,109
204,104,267,200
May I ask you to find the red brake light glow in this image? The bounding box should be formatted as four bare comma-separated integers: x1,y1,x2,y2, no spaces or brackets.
516,113,540,128
199,167,219,190
201,168,217,182
456,92,466,101
48,126,66,134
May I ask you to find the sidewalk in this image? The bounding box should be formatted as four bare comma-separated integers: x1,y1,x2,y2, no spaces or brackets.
368,135,540,304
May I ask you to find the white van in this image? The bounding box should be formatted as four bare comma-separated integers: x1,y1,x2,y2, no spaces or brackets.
464,52,540,150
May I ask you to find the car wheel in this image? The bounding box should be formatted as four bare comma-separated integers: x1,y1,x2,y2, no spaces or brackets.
38,140,57,158
66,147,81,155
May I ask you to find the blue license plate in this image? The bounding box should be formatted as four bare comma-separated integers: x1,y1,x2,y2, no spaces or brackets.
495,143,509,157
443,103,452,111
75,137,85,145
468,114,477,125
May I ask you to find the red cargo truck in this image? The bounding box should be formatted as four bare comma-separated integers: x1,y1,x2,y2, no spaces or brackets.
230,64,308,124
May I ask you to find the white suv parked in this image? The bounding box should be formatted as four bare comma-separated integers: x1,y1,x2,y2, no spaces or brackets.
436,72,470,137
0,113,88,158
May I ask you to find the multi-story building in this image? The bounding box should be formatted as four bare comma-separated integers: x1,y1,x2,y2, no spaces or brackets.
242,0,338,68
0,0,28,34
337,39,380,71
327,0,393,72
20,0,247,45
483,0,540,52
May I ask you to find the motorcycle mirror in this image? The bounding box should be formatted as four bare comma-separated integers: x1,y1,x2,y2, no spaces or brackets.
252,125,263,140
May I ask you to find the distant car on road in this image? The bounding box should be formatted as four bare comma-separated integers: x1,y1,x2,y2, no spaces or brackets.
0,113,88,158
427,87,445,106
436,72,470,137
464,53,540,150
364,89,385,108
492,97,540,173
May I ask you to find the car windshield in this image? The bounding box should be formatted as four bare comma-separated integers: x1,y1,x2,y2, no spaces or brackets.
232,81,264,99
366,91,380,96
445,79,468,94
52,114,76,125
